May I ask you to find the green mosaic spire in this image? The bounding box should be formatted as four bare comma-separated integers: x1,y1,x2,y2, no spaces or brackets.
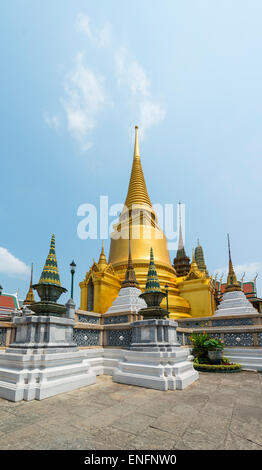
39,234,61,286
195,239,209,276
144,248,162,293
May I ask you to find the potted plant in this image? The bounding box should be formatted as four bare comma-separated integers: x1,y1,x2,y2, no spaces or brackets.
204,338,225,364
189,332,210,361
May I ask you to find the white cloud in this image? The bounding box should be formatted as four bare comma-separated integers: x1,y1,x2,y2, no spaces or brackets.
115,47,150,97
114,47,165,136
139,101,166,135
214,262,262,282
44,112,60,130
0,247,30,278
44,15,165,151
76,13,112,48
61,52,108,151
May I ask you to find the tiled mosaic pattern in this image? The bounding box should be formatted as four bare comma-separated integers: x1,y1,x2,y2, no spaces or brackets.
224,333,254,347
211,318,254,327
77,315,99,324
0,329,6,346
107,329,131,347
179,320,209,328
177,332,183,345
73,329,100,346
104,315,129,325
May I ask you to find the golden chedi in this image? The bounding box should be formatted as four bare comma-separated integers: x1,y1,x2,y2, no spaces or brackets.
105,126,190,318
80,126,215,319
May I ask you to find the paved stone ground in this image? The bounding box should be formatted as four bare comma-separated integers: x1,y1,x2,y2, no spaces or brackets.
0,371,261,450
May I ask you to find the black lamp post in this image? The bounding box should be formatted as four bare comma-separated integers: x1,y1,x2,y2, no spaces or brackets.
70,261,76,300
165,284,169,317
0,285,2,296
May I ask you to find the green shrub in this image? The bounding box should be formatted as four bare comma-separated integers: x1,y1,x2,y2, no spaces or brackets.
189,332,210,358
193,358,242,373
203,338,224,351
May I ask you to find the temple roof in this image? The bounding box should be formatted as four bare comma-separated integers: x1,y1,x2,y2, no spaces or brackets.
124,126,152,210
0,292,20,318
0,293,19,310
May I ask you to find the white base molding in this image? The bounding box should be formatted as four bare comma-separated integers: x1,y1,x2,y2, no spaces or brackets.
224,347,262,372
112,348,199,390
0,314,199,401
0,348,96,402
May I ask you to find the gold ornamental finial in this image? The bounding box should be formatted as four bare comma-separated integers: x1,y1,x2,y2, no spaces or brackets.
134,125,140,159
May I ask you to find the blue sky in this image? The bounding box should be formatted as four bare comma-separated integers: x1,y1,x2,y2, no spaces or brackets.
1,0,262,307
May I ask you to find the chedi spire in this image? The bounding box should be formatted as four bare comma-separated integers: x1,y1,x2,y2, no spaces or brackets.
224,234,241,293
122,233,139,288
195,239,209,277
173,202,190,276
24,263,35,305
124,126,152,209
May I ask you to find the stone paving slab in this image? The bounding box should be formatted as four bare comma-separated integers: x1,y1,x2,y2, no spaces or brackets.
0,372,261,450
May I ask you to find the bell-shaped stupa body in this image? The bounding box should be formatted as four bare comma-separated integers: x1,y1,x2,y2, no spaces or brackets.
108,127,190,319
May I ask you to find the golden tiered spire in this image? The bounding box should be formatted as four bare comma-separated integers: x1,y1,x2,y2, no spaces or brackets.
97,241,107,270
225,234,241,292
124,126,152,209
185,251,205,280
24,263,35,305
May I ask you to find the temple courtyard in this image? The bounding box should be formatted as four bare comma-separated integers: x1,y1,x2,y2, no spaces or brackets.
0,371,261,450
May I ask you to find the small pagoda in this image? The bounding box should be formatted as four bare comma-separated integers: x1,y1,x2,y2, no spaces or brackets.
31,234,67,315
173,202,190,276
139,247,167,319
215,235,258,316
195,239,209,276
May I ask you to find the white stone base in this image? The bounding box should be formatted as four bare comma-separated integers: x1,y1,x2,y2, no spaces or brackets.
215,290,258,316
112,348,199,391
104,286,146,315
0,348,96,402
224,347,262,371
